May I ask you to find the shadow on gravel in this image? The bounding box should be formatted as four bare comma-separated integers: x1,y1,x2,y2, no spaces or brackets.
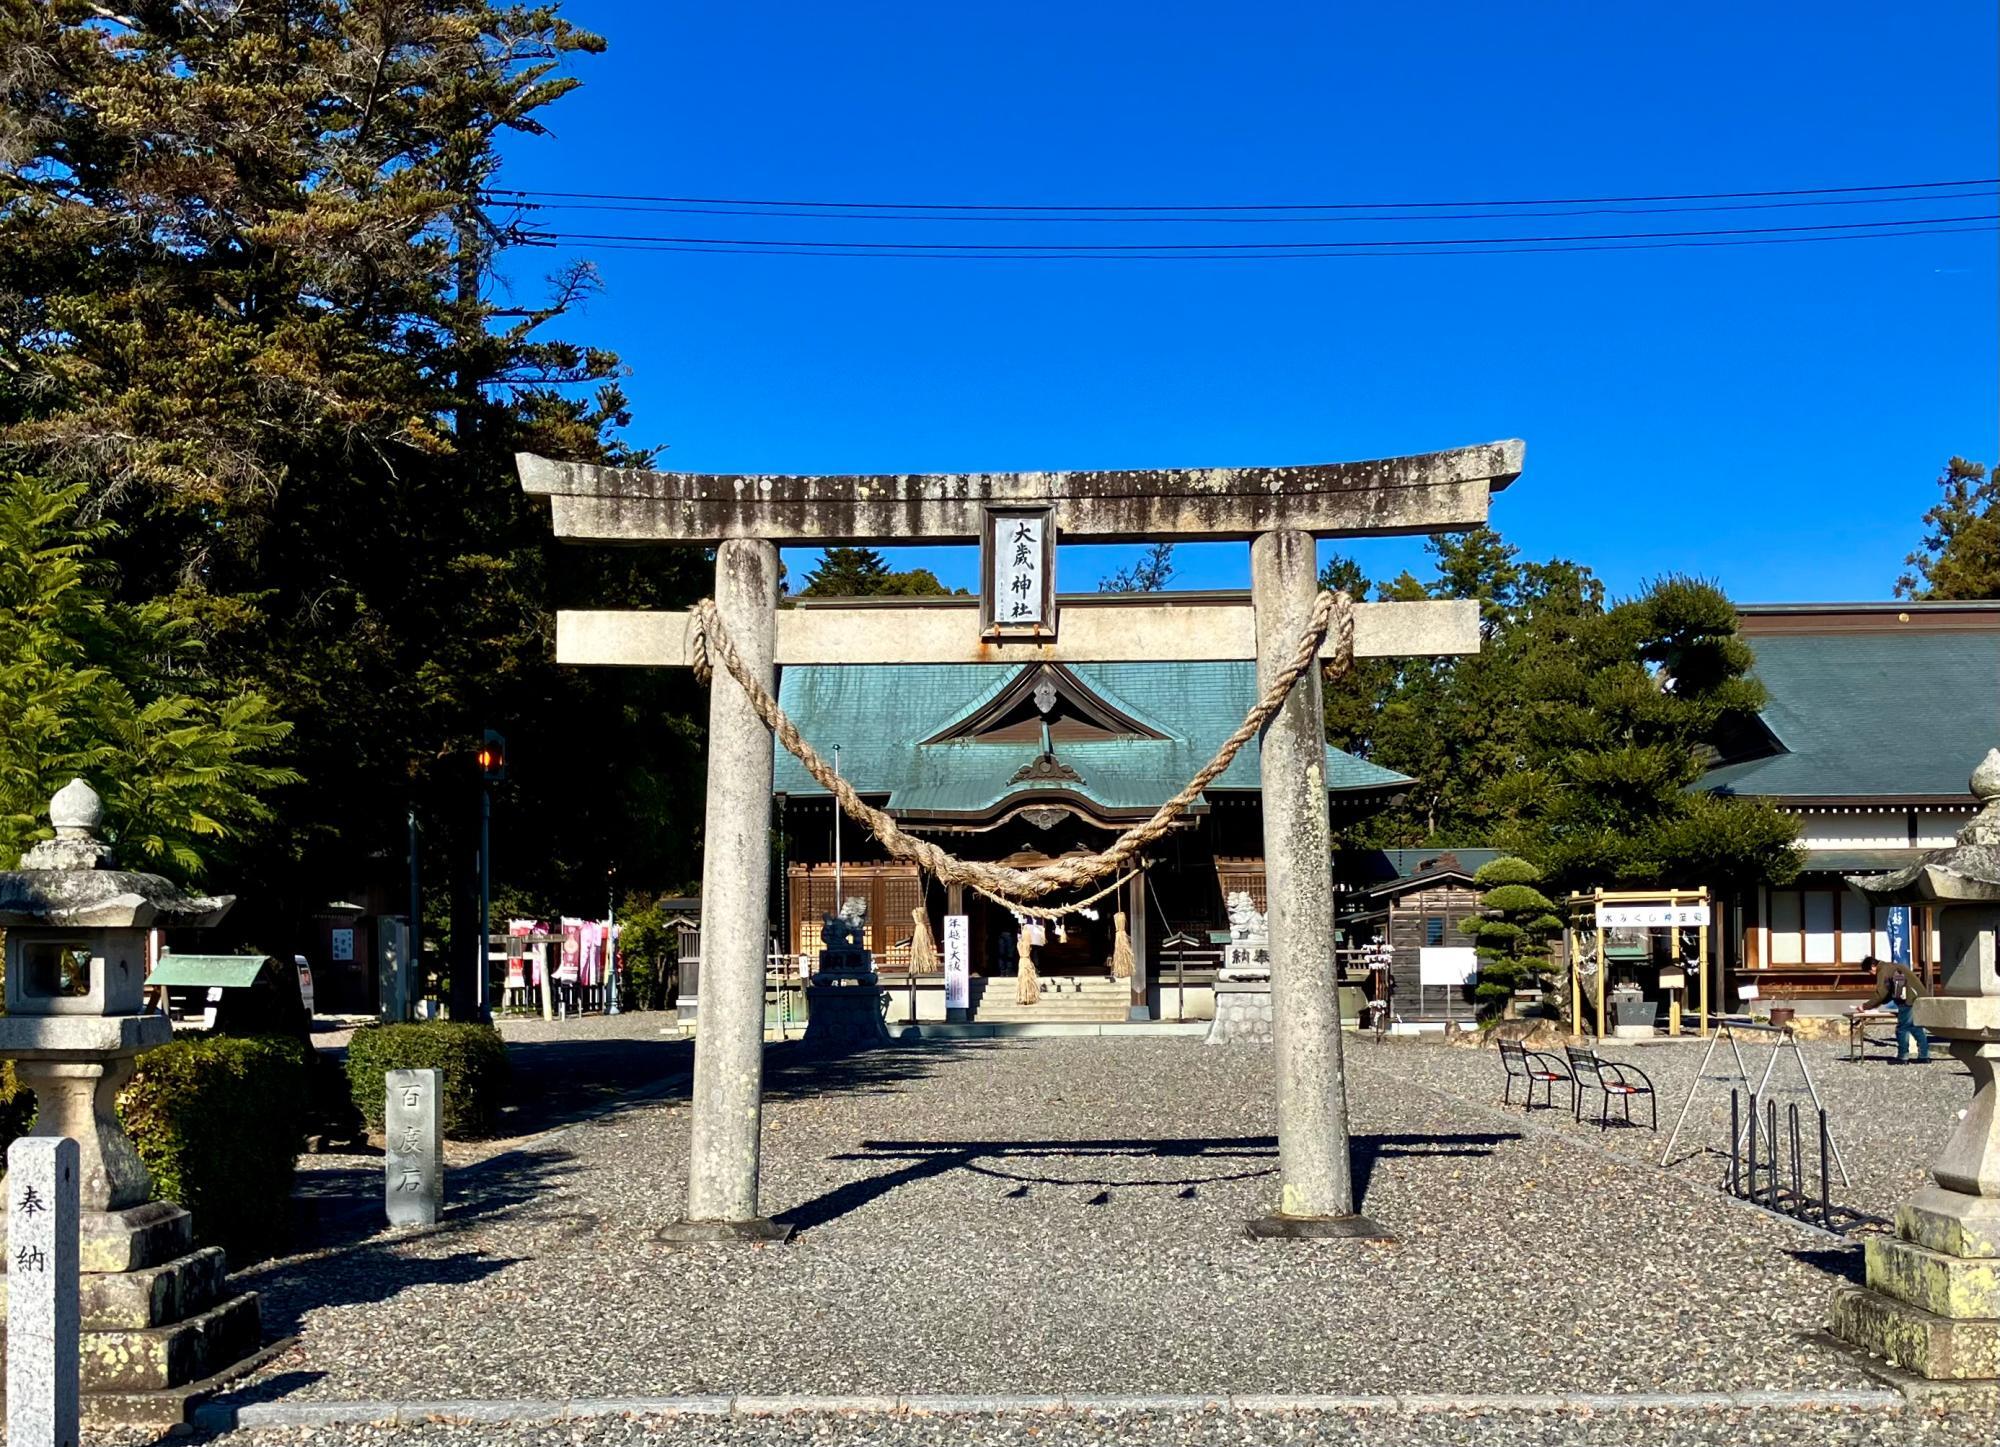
777,1130,1518,1232
1788,1245,1867,1285
250,1245,522,1339
277,1147,581,1260
1350,1131,1519,1211
763,1038,1014,1103
489,1032,697,1136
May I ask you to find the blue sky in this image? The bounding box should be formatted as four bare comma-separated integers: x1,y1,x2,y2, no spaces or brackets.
495,2,1998,603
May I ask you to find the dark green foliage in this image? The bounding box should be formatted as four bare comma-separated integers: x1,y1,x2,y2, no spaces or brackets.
118,1035,313,1264
797,547,961,598
1099,543,1177,593
0,474,296,878
1324,530,1800,898
1898,457,1999,600
346,1022,511,1138
616,891,684,1011
0,1061,34,1156
0,2,710,955
1462,856,1559,1015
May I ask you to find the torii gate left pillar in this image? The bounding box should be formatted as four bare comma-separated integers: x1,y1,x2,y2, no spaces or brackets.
520,440,1524,1242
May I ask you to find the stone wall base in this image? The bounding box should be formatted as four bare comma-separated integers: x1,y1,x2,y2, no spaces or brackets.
803,979,894,1050
1205,979,1273,1045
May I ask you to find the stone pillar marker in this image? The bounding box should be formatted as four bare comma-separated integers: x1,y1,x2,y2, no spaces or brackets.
662,536,792,1243
1247,530,1386,1239
7,1137,80,1447
384,1069,442,1228
1832,749,2000,1381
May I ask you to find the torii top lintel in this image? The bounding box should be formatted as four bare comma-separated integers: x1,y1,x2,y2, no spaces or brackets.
516,439,1524,546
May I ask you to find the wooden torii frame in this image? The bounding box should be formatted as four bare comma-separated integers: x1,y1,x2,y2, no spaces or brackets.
519,439,1525,1241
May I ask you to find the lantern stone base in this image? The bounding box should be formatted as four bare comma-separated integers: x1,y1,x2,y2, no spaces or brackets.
1829,1184,2000,1383
803,975,894,1049
1830,1286,1999,1381
0,1202,265,1411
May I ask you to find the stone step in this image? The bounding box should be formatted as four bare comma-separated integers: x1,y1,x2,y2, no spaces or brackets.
1864,1236,2000,1319
0,1246,226,1330
1829,1284,2000,1381
81,1291,262,1393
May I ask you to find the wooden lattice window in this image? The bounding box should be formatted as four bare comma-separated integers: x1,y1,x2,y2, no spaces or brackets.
1214,857,1266,914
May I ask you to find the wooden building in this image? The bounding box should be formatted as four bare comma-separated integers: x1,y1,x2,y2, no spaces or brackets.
1702,601,2000,1010
1337,849,1499,1022
772,644,1411,1023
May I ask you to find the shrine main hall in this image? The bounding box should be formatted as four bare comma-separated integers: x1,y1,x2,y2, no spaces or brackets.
771,593,1411,1024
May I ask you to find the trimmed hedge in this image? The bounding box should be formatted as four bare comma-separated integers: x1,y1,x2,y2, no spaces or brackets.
0,1061,34,1157
118,1034,314,1264
345,1022,510,1139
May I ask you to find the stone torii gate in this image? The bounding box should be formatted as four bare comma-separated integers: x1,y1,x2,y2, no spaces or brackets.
518,439,1524,1241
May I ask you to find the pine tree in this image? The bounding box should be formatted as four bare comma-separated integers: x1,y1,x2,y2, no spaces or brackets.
1461,856,1560,1016
797,547,957,597
0,473,296,879
0,2,711,944
1098,543,1176,593
1897,457,1999,600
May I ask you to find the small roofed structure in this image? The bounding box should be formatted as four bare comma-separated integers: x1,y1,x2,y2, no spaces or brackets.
1337,850,1501,1022
147,954,309,1034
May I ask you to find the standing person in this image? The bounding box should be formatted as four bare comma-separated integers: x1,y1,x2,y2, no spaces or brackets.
1855,954,1931,1063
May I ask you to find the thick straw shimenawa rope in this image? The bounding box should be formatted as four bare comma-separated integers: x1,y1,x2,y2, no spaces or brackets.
691,589,1354,906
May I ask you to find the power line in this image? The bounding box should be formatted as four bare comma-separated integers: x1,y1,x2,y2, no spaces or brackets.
519,212,2000,254
532,223,1997,261
483,176,1998,214
483,188,1998,226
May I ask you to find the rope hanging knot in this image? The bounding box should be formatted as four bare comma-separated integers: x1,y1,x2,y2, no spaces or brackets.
688,589,1355,911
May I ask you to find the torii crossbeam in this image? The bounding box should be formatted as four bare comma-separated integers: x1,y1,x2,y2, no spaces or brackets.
520,439,1524,1242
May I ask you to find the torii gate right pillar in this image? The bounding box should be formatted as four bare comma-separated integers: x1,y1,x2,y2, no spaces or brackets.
1251,529,1370,1233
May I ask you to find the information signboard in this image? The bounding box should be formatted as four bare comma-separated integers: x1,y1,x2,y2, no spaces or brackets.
942,915,970,1011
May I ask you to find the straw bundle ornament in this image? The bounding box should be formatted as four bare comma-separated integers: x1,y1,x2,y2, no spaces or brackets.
909,905,939,975
1017,923,1041,1005
1109,909,1134,981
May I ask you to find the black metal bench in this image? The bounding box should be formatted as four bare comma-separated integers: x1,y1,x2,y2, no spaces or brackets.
1565,1046,1657,1131
1498,1038,1573,1112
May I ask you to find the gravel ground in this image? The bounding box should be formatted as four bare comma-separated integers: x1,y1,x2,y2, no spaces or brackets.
289,1014,694,1248
178,1404,1994,1447
1350,1032,1969,1223
209,1033,1963,1416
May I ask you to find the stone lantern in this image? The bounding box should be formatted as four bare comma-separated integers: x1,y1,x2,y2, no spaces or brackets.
0,780,263,1422
1830,749,2000,1382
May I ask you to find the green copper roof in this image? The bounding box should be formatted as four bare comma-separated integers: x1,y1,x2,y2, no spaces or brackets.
146,954,273,988
1702,629,2000,799
772,661,1410,813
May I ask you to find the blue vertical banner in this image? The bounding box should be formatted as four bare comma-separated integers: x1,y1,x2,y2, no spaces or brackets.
1885,906,1912,966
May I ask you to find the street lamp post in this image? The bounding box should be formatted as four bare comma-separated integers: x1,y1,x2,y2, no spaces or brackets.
477,729,506,1024
606,863,622,1015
